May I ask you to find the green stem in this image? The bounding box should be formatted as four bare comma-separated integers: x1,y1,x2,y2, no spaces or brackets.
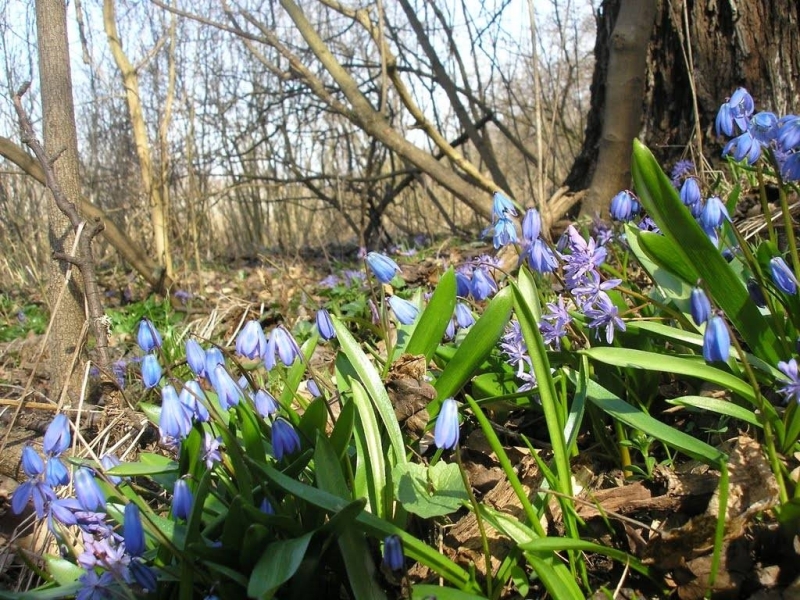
455,444,493,598
756,164,777,246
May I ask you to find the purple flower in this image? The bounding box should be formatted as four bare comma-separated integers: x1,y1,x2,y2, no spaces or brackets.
383,534,404,571
522,208,541,241
265,326,303,370
777,358,800,404
236,320,267,360
271,418,301,460
561,225,607,288
172,479,193,520
185,339,207,377
366,252,401,284
74,468,105,512
540,296,572,350
584,294,626,344
609,190,639,222
180,380,210,422
690,287,711,325
703,315,730,362
388,296,420,325
434,398,459,450
770,257,798,294
137,319,162,353
470,267,497,301
201,433,222,469
159,385,194,439
44,413,71,456
76,570,117,600
316,309,335,341
141,354,162,389
492,191,518,219
210,364,244,410
253,389,279,417
570,271,622,306
670,160,695,187
123,503,146,557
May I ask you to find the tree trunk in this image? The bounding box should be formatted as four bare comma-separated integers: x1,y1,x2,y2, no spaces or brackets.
566,0,800,214
35,0,88,399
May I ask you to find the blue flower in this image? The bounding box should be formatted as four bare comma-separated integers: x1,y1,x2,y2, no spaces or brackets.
470,267,497,301
703,315,730,362
141,354,162,389
271,418,301,460
76,570,116,600
383,535,404,571
522,208,541,241
129,560,158,593
366,252,401,284
491,217,518,249
74,468,105,512
388,296,420,325
136,319,162,352
680,178,701,209
690,287,711,325
201,433,223,469
179,379,209,422
306,379,321,398
265,326,303,370
11,478,55,517
159,385,193,439
584,294,626,344
21,445,44,477
316,309,335,341
750,111,778,144
777,358,800,404
525,238,558,273
454,302,475,329
781,153,800,182
492,191,518,220
100,454,123,485
434,398,460,450
172,479,193,520
777,115,800,150
253,389,278,417
715,102,735,137
698,196,730,232
609,190,639,221
210,364,244,410
123,503,145,557
260,498,275,515
770,257,798,294
455,271,471,298
235,320,267,360
45,457,69,487
43,414,71,456
723,131,762,164
185,339,207,377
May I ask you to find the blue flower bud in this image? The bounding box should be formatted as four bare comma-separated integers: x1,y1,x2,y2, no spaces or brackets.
136,319,162,352
235,320,267,359
172,479,193,520
43,414,71,457
703,315,730,363
259,498,275,515
388,296,420,325
366,252,401,284
434,398,460,450
690,287,711,325
123,503,145,557
609,190,638,221
306,379,321,398
185,339,207,377
141,354,162,389
100,454,123,485
383,534,404,571
526,238,558,273
492,217,518,249
74,468,105,512
770,257,798,295
522,208,541,241
271,418,301,461
316,309,336,341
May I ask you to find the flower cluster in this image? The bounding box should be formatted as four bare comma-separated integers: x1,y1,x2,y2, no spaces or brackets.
716,87,800,180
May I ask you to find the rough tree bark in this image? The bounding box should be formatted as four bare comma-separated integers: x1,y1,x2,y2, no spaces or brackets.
566,0,800,216
34,0,89,399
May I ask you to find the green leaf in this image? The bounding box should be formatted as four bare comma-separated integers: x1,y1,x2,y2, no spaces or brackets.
392,461,468,518
519,537,651,578
330,398,355,461
666,395,760,427
298,396,329,443
434,287,513,406
107,454,178,476
405,268,456,361
247,531,315,598
44,556,83,585
411,586,488,600
351,379,389,518
632,140,779,364
525,554,584,599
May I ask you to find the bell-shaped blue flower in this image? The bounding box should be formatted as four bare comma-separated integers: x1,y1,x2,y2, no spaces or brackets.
180,380,209,422
609,190,639,221
525,238,558,273
434,398,460,450
45,457,69,487
74,467,105,512
204,347,225,377
21,445,44,477
690,287,711,325
123,503,145,557
141,354,162,389
43,413,71,457
136,319,162,353
235,320,267,360
723,131,762,164
12,478,55,518
699,196,730,231
129,561,158,593
770,257,799,295
159,385,193,439
306,379,321,398
383,535,404,571
253,389,278,417
492,217,518,249
210,364,243,410
100,454,123,485
260,498,275,515
185,339,207,377
680,178,701,208
522,208,541,241
492,191,518,219
703,315,730,363
777,115,800,151
172,479,193,520
366,252,401,284
316,309,336,341
388,296,420,325
454,302,475,329
470,267,497,301
271,418,301,461
751,111,778,144
455,271,471,298
264,326,302,370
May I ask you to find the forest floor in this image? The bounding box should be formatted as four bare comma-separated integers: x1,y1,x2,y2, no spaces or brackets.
1,241,799,599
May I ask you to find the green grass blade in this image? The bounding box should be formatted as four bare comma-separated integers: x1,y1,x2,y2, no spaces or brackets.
350,379,389,518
